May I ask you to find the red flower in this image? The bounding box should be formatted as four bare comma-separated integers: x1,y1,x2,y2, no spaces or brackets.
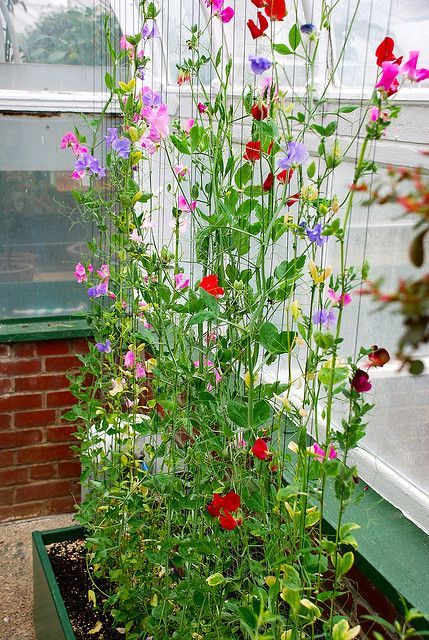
219,510,241,530
368,345,390,368
351,369,372,393
263,172,274,191
199,274,224,297
243,140,261,162
375,37,402,68
251,102,268,121
222,490,241,511
286,192,300,207
277,168,294,184
247,12,269,39
265,0,287,21
251,437,272,460
251,0,267,6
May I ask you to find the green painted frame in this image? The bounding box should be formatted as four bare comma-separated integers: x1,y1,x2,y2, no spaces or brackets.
0,316,92,343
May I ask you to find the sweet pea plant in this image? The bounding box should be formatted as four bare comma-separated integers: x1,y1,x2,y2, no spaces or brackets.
62,2,428,638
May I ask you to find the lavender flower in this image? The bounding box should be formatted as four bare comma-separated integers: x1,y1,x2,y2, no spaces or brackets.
141,21,158,38
104,127,119,149
95,339,112,353
249,55,272,75
87,281,108,298
312,308,336,329
141,86,162,108
306,223,328,247
278,141,309,169
112,137,132,159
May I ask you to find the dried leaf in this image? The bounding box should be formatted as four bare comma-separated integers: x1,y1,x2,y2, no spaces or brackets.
88,621,102,634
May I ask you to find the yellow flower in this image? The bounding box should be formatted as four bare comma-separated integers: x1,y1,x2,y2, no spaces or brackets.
146,357,157,373
291,299,301,320
309,259,333,284
245,370,259,388
331,195,339,213
301,184,318,201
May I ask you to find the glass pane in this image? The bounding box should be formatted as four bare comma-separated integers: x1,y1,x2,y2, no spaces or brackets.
0,114,104,319
0,0,121,91
332,0,429,88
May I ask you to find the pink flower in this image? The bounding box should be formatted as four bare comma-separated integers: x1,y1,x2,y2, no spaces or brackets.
375,61,400,93
71,169,85,181
61,132,78,149
141,218,155,230
312,443,337,462
174,272,190,289
97,264,110,281
193,357,222,389
205,330,217,344
120,35,133,50
327,288,352,306
74,262,87,283
177,70,190,85
130,229,144,244
401,51,429,82
236,437,247,448
184,118,195,134
141,103,169,140
169,216,189,234
124,350,136,368
140,135,157,155
177,195,197,212
369,106,380,122
174,164,188,177
197,102,207,113
136,363,146,378
219,6,234,22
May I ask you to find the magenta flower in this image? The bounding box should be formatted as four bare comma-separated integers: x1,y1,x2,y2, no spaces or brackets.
174,164,188,177
219,6,234,22
87,282,108,298
249,55,272,75
140,135,157,155
124,350,136,368
197,102,207,113
401,51,429,82
96,339,112,353
74,263,87,283
375,61,400,92
278,141,309,169
327,288,352,306
369,106,380,122
141,103,169,140
177,195,197,212
61,132,78,149
174,272,190,289
135,363,146,378
193,357,222,391
312,443,337,462
306,223,328,247
312,309,336,329
351,369,372,393
97,264,110,281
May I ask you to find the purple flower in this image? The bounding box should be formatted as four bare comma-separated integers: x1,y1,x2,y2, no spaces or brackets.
96,339,112,353
301,23,316,34
306,223,328,247
75,153,106,179
104,127,119,149
249,56,272,75
278,141,309,169
112,137,131,159
312,308,336,329
141,21,158,38
141,86,161,107
87,281,108,298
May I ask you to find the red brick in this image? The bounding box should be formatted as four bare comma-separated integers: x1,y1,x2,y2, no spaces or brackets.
0,503,43,521
0,450,14,466
57,460,80,478
0,359,40,376
0,414,12,430
0,429,42,449
36,340,71,356
45,494,78,515
16,444,72,465
15,409,56,428
14,343,36,358
44,355,81,372
15,479,73,503
15,374,69,392
70,338,89,354
0,488,14,506
0,393,42,412
47,425,77,442
0,468,28,486
0,379,13,394
30,463,56,480
0,345,11,357
46,390,76,408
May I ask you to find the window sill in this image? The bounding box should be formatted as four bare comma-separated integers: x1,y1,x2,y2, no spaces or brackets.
0,316,92,343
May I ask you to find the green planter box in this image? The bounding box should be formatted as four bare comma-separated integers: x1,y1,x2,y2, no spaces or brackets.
32,525,84,640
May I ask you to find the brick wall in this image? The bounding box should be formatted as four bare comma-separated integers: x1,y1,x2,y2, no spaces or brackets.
0,337,88,521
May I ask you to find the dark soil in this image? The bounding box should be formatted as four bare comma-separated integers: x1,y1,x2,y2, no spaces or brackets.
47,540,124,640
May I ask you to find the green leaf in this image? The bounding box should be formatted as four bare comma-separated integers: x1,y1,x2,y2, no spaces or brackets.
170,134,190,155
234,163,253,188
337,551,354,576
338,105,358,113
274,255,306,281
259,322,296,355
199,287,220,314
313,330,335,350
307,160,316,179
104,72,114,90
189,310,218,326
227,400,248,428
288,24,301,50
324,121,337,136
238,607,258,633
253,399,272,427
206,572,225,586
273,43,292,55
318,364,349,386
